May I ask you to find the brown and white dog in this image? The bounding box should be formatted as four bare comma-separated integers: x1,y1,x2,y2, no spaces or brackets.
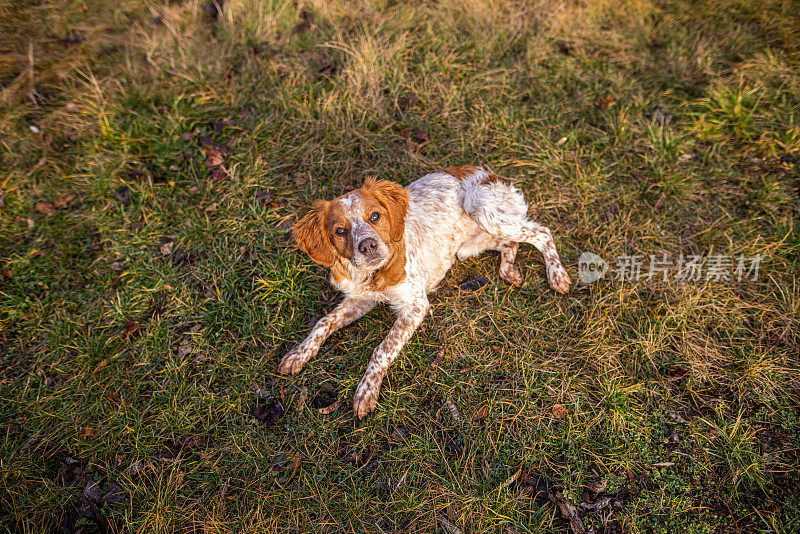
279,166,571,418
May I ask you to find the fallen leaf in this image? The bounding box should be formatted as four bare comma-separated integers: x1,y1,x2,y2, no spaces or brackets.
552,403,568,419
121,320,139,342
54,194,74,208
458,276,489,291
110,259,127,271
277,216,295,230
599,95,615,110
114,187,131,206
652,461,675,467
255,188,273,204
199,136,231,180
204,202,218,212
431,344,445,368
390,427,409,444
250,396,285,426
176,344,192,358
550,491,586,534
649,104,673,126
399,127,430,152
318,396,341,415
446,400,461,422
500,465,523,490
296,387,308,411
160,241,174,255
171,251,189,266
188,185,201,195
586,478,607,495
653,192,666,212
398,92,420,110
437,515,462,534
472,405,489,421
35,202,56,214
289,453,302,471
580,496,611,511
315,64,337,79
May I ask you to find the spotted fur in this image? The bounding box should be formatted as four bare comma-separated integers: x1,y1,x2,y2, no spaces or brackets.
281,166,571,418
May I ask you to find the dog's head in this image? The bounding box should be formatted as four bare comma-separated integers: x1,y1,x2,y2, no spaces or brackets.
293,177,409,276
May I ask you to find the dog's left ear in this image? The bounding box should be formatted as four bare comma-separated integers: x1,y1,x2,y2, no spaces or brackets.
293,200,336,267
363,177,409,242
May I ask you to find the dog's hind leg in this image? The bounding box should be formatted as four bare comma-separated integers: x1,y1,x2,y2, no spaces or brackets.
463,181,571,293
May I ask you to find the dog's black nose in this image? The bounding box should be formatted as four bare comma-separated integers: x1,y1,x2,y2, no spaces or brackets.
358,237,378,254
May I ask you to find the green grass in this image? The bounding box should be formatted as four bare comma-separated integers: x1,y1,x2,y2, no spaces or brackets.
1,0,799,532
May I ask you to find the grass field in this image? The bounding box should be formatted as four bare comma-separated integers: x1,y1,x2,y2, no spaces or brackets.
1,0,799,532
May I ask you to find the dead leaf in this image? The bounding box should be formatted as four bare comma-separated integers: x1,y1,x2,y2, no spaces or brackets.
160,241,174,255
472,405,489,421
199,136,231,180
250,396,285,426
431,344,445,368
315,64,337,79
318,396,342,415
580,496,611,511
176,345,192,358
277,216,295,230
289,453,302,471
110,259,127,271
390,427,409,444
398,92,420,110
500,465,523,490
552,404,568,419
296,387,308,411
54,194,74,208
437,515,462,534
188,185,201,195
458,276,489,291
35,202,56,214
446,400,461,422
550,491,586,534
599,95,615,110
653,192,666,212
652,461,675,467
204,202,217,212
586,478,607,495
114,187,131,206
121,320,139,342
399,127,430,152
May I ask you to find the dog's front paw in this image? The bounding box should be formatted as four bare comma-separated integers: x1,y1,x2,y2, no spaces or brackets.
548,264,572,294
277,346,311,375
353,374,382,419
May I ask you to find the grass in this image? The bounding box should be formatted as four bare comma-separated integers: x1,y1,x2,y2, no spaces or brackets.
1,0,799,532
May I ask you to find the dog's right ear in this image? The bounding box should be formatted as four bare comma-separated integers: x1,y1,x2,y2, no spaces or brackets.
293,200,336,268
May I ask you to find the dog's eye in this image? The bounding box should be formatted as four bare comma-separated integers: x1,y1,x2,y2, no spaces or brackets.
335,228,347,236
370,212,380,222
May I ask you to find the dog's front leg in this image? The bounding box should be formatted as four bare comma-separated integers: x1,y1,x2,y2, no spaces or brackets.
353,298,429,418
278,298,376,375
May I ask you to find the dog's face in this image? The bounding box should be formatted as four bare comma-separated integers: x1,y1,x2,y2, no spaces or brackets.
293,178,409,273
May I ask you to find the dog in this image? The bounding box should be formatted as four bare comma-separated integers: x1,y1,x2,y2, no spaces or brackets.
279,166,571,418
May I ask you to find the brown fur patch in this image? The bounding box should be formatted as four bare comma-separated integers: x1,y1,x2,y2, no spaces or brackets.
293,200,335,267
361,177,409,242
443,165,479,180
481,173,504,185
369,239,406,290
